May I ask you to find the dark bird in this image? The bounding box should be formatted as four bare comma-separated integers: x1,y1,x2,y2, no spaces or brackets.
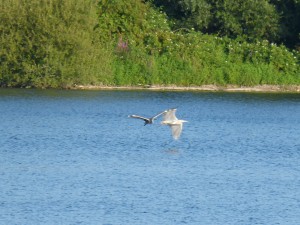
129,110,167,126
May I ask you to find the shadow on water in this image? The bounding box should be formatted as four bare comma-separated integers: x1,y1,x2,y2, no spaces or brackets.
164,148,181,155
160,137,193,155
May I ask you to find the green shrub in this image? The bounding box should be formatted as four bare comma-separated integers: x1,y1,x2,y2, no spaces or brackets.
0,0,114,88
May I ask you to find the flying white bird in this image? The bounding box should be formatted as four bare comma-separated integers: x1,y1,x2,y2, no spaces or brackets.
129,110,167,126
161,108,187,140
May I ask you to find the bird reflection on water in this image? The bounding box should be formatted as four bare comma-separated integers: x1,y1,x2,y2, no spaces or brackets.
164,148,180,154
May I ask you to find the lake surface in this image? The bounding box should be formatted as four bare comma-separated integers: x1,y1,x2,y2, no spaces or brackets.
0,88,299,225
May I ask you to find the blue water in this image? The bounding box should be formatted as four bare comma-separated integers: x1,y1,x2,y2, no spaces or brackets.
0,89,299,225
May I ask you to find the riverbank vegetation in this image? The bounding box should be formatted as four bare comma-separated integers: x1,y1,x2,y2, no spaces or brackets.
0,0,299,88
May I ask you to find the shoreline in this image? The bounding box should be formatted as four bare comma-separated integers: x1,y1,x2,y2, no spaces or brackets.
73,84,300,93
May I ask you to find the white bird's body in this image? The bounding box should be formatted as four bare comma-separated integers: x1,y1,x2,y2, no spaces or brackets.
161,108,187,140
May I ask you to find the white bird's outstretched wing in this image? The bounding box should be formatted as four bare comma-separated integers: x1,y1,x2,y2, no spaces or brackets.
170,123,183,140
151,110,167,120
129,115,149,121
163,108,178,121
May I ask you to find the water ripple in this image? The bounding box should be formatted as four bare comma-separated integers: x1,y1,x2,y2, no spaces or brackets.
0,89,299,224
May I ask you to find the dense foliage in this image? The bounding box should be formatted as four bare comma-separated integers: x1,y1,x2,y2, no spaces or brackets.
151,0,300,47
0,0,113,88
0,0,299,88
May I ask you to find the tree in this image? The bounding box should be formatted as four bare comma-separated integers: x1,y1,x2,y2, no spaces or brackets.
212,0,280,42
270,0,300,48
151,0,281,43
151,0,212,31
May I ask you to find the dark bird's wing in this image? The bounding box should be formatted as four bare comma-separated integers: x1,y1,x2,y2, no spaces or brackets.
129,114,150,122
